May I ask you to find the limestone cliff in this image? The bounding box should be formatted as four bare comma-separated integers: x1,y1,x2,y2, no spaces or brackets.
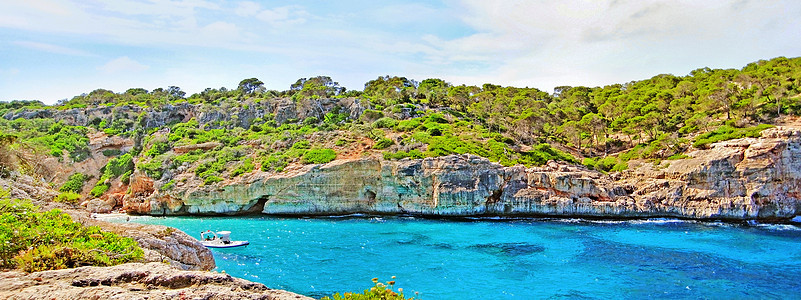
129,126,801,221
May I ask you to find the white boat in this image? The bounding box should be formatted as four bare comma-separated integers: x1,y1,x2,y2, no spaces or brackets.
200,230,249,248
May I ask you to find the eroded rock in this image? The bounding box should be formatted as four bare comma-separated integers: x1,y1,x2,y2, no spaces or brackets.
0,262,313,300
136,126,801,220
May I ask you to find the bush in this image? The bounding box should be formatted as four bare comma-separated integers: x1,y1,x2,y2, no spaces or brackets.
120,171,132,185
90,183,109,198
161,179,175,191
427,113,449,124
105,153,134,177
145,142,170,157
372,117,398,129
139,159,164,179
59,173,87,193
102,149,121,157
396,118,422,131
54,192,81,204
384,149,424,160
0,197,143,272
373,138,394,150
322,277,415,300
261,153,288,172
292,140,311,150
303,116,319,125
360,109,384,123
204,176,223,185
301,148,336,164
231,158,255,177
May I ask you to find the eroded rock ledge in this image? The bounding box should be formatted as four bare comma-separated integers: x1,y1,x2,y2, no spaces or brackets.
0,262,313,300
126,126,801,221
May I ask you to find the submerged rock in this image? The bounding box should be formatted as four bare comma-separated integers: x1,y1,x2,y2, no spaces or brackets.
0,262,313,300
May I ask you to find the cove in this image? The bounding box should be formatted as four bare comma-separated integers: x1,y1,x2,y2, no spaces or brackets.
122,215,801,299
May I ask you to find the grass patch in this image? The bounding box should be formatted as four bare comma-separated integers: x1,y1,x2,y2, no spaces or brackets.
301,148,337,164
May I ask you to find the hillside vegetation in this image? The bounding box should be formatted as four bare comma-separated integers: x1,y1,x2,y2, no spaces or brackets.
1,56,799,197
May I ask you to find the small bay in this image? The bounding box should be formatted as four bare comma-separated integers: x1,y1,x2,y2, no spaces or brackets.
121,215,801,299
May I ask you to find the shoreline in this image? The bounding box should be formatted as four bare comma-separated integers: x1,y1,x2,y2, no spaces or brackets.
100,211,801,225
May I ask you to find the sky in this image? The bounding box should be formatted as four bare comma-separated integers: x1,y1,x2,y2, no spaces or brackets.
1,0,800,104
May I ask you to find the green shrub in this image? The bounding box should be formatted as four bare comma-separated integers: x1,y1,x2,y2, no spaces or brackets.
372,117,398,129
231,158,255,177
0,197,143,272
322,277,415,300
303,116,320,125
516,144,577,166
53,192,81,204
139,160,164,179
261,153,288,172
161,179,175,191
59,173,87,193
427,113,448,124
145,142,170,157
204,176,223,185
102,149,121,157
583,157,597,170
360,109,384,123
105,153,134,177
396,118,422,131
301,148,336,164
174,150,203,165
384,149,425,160
373,138,394,150
292,140,311,150
666,153,688,160
90,182,109,198
120,171,132,185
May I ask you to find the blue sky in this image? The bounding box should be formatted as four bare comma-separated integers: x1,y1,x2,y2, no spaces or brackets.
1,0,800,104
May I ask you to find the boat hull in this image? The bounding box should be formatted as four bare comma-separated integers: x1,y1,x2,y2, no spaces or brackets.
202,241,249,248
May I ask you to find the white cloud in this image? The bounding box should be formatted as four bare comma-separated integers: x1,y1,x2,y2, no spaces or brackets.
416,0,801,90
97,56,150,74
256,6,308,26
201,21,240,40
12,41,94,57
234,1,261,17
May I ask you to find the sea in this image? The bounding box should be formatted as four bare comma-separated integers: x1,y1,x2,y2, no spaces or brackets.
114,215,801,299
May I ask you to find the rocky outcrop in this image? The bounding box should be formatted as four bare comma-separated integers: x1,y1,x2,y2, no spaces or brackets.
131,126,801,221
82,219,216,271
173,141,222,154
0,262,313,300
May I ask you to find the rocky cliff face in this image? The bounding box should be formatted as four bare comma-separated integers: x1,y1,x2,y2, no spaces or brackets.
128,127,801,221
0,262,313,300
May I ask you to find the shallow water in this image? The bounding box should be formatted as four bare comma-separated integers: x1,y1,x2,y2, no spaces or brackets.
121,215,801,299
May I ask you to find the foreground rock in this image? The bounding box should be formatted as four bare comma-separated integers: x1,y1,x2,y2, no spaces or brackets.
0,262,313,300
129,126,801,221
84,219,216,271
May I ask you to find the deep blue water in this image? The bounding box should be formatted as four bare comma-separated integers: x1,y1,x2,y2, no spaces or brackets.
119,215,801,299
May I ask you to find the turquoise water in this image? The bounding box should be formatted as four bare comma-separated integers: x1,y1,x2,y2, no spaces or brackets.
123,215,801,299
